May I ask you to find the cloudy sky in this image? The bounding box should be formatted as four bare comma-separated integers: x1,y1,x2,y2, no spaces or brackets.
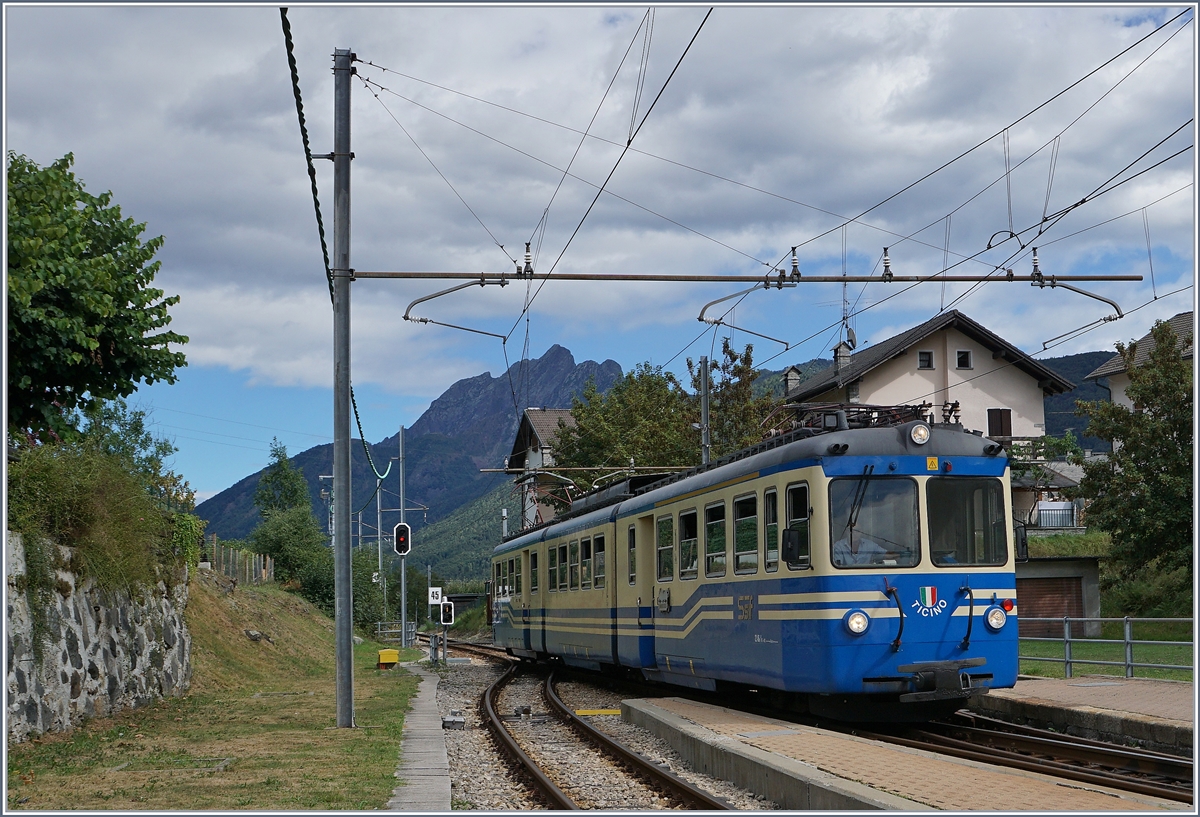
5,4,1195,500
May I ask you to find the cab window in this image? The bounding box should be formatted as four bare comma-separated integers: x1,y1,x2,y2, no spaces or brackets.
786,484,811,570
928,477,1008,566
764,489,779,572
627,526,637,585
530,551,539,593
829,477,919,568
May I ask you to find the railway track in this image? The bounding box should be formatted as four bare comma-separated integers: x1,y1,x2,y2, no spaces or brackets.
854,710,1193,805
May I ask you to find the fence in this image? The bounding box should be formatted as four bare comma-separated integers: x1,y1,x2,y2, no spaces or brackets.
376,620,417,647
205,541,274,585
1030,506,1077,529
1019,616,1192,678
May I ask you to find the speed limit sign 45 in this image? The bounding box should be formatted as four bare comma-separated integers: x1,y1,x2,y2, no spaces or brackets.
428,587,443,605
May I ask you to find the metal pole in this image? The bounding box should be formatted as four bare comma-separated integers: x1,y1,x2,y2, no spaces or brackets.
700,355,711,466
399,425,407,647
376,471,383,623
332,46,355,729
427,564,432,627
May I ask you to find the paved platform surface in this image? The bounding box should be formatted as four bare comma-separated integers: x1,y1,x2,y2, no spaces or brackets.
624,696,1186,811
971,675,1193,754
387,662,450,812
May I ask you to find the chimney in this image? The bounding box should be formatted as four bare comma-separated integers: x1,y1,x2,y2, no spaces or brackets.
835,341,852,373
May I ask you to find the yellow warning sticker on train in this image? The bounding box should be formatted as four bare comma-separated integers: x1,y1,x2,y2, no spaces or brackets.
926,457,939,470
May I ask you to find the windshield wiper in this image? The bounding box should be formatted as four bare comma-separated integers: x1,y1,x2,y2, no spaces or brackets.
845,464,875,547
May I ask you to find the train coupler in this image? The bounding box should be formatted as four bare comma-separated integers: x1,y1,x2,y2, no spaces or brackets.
896,656,988,702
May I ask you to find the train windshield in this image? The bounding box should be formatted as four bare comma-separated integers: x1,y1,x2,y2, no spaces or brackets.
829,477,919,568
927,477,1008,566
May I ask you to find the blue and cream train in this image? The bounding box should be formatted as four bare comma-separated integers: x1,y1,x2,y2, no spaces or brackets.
490,409,1022,720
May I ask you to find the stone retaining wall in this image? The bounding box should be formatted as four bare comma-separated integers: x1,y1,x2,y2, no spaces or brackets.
5,532,192,743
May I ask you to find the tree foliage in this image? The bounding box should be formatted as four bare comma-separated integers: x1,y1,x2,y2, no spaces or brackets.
7,151,187,442
687,338,775,459
253,438,310,519
551,363,697,494
1070,319,1193,586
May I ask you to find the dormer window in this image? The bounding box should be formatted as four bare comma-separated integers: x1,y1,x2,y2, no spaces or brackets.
918,351,934,370
957,350,972,369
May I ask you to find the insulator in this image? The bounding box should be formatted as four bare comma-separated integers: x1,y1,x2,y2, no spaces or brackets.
791,246,800,278
523,241,533,275
882,247,893,282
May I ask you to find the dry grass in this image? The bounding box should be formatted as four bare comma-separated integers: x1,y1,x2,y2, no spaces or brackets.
6,571,424,810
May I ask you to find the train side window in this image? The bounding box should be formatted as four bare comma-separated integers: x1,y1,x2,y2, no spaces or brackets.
704,503,726,578
785,484,811,570
558,544,568,591
547,546,557,592
581,537,593,589
627,526,637,585
514,556,522,595
530,551,539,593
678,510,699,580
594,534,606,589
764,489,780,572
656,516,674,581
569,540,580,590
501,559,509,595
734,494,758,574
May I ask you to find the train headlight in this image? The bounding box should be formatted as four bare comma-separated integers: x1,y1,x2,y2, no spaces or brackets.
910,424,931,445
844,610,870,635
985,606,1007,632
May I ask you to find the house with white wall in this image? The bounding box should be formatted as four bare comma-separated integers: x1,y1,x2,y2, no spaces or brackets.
1085,310,1193,407
783,310,1074,523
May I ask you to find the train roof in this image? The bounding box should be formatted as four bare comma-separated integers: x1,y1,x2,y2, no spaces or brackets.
493,411,1006,558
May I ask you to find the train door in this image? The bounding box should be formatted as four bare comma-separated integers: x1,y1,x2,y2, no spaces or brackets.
616,514,656,667
520,549,532,652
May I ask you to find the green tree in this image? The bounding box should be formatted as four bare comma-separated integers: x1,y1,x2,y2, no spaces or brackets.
7,152,188,442
1070,319,1193,607
687,339,775,459
254,438,310,519
247,504,328,584
551,363,697,495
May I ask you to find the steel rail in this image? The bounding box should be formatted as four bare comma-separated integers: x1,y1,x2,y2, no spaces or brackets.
544,670,734,811
481,662,580,810
355,270,1142,283
856,726,1192,804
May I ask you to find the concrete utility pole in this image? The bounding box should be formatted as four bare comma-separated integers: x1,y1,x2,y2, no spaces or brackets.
332,46,354,729
700,355,711,466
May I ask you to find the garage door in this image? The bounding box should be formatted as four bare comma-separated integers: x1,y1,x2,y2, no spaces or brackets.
1017,576,1083,638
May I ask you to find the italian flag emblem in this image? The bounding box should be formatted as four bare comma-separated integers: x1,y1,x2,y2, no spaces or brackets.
918,586,938,607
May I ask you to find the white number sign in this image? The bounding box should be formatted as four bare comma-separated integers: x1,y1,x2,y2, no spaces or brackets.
428,587,442,604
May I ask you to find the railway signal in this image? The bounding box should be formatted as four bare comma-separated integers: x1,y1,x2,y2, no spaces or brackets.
393,522,411,556
440,601,455,626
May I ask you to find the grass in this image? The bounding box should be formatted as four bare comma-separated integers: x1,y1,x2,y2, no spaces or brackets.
1025,530,1111,559
6,572,426,810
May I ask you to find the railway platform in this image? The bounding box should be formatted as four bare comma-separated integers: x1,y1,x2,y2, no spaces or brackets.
968,675,1193,756
387,662,451,811
622,696,1188,811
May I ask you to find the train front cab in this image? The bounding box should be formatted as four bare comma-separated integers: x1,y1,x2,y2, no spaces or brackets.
629,424,1019,720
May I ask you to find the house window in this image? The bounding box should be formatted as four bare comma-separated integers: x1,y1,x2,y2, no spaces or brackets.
656,516,674,581
957,350,972,369
987,408,1012,438
679,510,699,580
918,350,935,370
530,551,538,593
705,503,727,578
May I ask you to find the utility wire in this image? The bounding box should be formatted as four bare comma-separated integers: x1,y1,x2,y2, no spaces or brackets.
505,7,715,341
280,8,393,483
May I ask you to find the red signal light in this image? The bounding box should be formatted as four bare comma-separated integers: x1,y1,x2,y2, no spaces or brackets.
1001,598,1014,612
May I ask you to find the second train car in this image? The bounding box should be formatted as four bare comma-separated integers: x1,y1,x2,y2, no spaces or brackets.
490,407,1022,721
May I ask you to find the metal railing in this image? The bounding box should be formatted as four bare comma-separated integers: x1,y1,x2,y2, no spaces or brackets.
376,620,417,648
1030,506,1077,528
1019,616,1192,678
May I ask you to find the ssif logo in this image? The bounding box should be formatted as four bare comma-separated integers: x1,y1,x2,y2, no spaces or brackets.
911,586,948,617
